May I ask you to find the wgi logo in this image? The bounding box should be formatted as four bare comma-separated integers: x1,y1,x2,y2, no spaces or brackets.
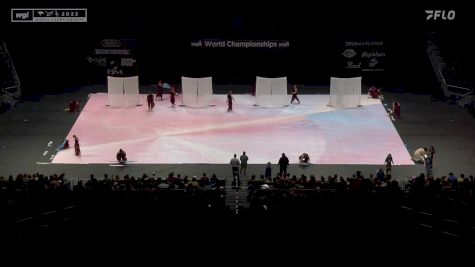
425,10,455,20
11,8,87,22
11,9,32,21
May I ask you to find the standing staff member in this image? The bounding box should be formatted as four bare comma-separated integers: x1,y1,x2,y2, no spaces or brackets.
240,151,249,176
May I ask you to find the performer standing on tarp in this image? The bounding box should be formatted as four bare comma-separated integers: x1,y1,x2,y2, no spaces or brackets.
170,86,177,107
291,85,300,104
227,90,235,111
73,135,80,156
156,80,163,100
147,92,155,111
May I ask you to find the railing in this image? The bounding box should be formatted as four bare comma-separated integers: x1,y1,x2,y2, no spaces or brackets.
447,84,474,107
447,84,473,96
3,85,21,96
1,86,20,108
437,69,449,95
1,42,21,110
427,44,449,97
2,42,20,88
427,42,473,105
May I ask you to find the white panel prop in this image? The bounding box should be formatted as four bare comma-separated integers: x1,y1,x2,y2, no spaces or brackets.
123,76,140,107
181,76,213,107
107,76,140,108
328,77,362,108
107,76,125,107
255,76,288,107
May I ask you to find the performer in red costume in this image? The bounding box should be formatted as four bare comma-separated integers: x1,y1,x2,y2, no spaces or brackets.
170,86,177,107
369,86,382,99
68,101,76,112
393,99,401,118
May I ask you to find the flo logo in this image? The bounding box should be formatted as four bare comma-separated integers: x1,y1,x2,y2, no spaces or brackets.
425,10,455,20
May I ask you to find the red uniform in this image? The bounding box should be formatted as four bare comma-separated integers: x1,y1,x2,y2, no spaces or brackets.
393,101,401,118
369,87,381,99
68,101,75,112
